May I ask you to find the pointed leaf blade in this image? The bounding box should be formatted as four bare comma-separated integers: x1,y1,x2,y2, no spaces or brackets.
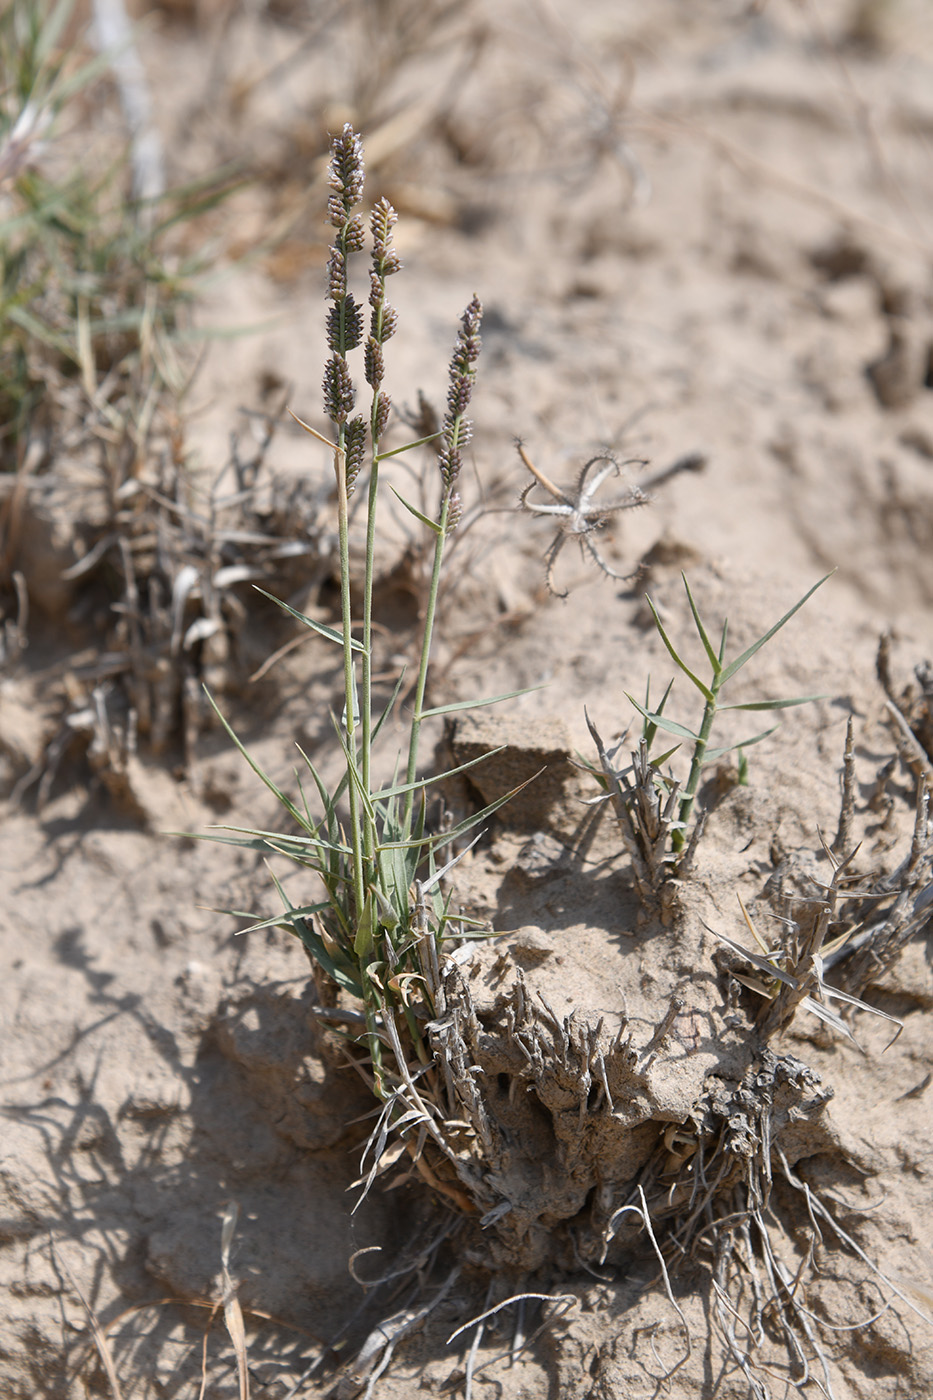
709,929,799,989
644,595,714,701
704,725,779,761
626,694,699,742
719,572,834,684
372,747,506,801
419,686,545,719
203,688,312,832
377,433,441,461
388,486,443,534
252,587,366,652
720,694,828,712
682,574,722,676
799,995,860,1045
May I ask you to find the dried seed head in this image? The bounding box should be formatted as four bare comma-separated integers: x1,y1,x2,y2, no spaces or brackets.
344,415,367,495
374,390,391,439
323,353,356,424
364,335,384,389
327,124,364,220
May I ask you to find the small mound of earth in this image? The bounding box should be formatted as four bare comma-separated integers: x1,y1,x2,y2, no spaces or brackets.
424,831,841,1275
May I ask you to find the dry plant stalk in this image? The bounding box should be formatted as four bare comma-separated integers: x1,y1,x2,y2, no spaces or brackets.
517,441,704,597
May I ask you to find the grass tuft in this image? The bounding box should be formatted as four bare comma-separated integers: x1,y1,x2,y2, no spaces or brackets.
589,571,833,905
207,126,529,1141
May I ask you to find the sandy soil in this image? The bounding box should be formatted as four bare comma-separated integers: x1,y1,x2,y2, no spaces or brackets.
3,1,933,1396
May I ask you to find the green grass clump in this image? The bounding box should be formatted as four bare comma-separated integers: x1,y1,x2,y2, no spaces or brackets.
208,125,524,1099
589,572,832,899
0,0,237,472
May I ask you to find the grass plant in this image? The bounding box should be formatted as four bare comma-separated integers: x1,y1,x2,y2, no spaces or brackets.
590,571,833,900
1,0,282,800
206,124,525,1107
0,0,237,473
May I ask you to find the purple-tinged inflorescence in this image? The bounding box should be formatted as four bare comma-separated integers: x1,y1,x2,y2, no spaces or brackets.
438,295,483,501
344,416,367,495
323,353,356,424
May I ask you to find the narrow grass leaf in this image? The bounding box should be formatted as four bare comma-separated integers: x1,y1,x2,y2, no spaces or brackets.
252,587,366,652
372,747,506,801
816,983,903,1040
643,676,675,750
420,685,545,719
372,672,406,742
710,928,799,989
626,695,699,742
224,903,333,936
682,575,722,675
798,995,860,1044
377,433,441,460
703,726,779,761
206,820,351,855
645,595,714,701
719,572,834,684
388,486,443,534
202,688,312,830
379,776,541,854
188,833,329,867
354,892,376,958
296,742,351,819
7,304,75,361
720,694,827,712
37,0,78,59
419,831,485,893
330,720,379,828
652,744,682,767
295,772,318,833
268,882,360,993
369,881,400,933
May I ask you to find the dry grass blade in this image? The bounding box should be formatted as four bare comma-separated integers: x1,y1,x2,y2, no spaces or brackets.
832,714,857,857
885,699,933,783
333,1267,460,1400
604,1186,691,1384
220,1201,250,1400
778,1151,933,1332
461,1280,494,1400
712,893,904,1047
585,714,683,907
446,1290,577,1347
49,1237,125,1400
